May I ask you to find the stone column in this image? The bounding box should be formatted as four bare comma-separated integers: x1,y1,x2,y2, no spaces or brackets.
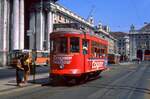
35,2,44,50
0,1,5,51
0,1,2,38
129,35,135,60
0,0,8,66
3,0,7,51
19,0,24,49
45,1,55,51
12,0,19,50
46,11,53,51
29,11,36,50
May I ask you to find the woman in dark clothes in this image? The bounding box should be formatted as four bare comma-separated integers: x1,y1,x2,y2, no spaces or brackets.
16,55,24,86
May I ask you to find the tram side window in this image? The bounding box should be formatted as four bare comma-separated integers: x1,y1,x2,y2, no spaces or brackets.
100,46,107,58
91,41,99,58
91,41,106,58
37,52,43,57
70,37,80,53
36,52,49,58
43,53,49,57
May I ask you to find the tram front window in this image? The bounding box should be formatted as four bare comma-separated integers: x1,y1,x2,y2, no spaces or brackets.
70,37,80,53
52,37,67,53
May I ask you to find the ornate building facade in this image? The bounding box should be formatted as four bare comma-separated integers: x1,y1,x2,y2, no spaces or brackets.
129,24,150,61
110,32,130,61
0,0,94,66
0,0,120,66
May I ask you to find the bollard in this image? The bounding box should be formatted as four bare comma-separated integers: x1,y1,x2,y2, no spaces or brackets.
32,62,36,83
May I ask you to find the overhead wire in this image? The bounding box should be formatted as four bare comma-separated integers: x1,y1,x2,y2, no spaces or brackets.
87,5,96,20
129,0,143,26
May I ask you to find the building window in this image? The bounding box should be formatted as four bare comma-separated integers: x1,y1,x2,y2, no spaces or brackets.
64,18,67,23
119,43,121,46
59,15,62,20
54,20,57,23
138,36,141,38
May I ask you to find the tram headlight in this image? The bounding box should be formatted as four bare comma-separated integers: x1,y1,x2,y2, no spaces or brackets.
59,65,64,69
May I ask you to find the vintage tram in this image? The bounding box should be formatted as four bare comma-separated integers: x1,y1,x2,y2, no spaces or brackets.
50,23,108,83
108,53,120,64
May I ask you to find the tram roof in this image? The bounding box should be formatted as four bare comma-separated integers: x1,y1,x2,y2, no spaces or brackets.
53,28,105,39
52,29,108,45
53,28,84,34
53,23,94,34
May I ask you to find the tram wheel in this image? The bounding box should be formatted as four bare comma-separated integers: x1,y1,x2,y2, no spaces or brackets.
50,78,57,86
63,77,74,86
93,71,101,77
75,74,88,84
50,75,63,86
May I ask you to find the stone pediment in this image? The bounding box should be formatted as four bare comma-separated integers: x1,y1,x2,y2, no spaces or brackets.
139,23,150,33
110,32,128,39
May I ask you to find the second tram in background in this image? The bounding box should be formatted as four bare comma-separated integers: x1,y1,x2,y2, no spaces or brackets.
50,23,108,83
108,53,120,64
8,50,49,67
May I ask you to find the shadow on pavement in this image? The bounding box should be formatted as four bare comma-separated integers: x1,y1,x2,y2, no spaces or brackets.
40,75,103,87
28,77,49,85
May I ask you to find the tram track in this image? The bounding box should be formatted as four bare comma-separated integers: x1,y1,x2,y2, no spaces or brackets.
86,63,149,99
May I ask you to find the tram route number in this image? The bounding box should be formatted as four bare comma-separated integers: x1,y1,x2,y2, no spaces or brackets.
91,61,104,69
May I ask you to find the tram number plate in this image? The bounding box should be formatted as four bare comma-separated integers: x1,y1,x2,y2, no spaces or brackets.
92,61,103,69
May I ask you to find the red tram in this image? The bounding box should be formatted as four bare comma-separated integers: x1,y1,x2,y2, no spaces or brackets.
50,23,108,83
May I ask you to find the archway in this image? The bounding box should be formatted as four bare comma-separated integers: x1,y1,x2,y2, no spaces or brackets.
137,50,143,61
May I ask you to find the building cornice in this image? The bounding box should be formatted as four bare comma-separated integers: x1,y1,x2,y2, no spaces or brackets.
54,3,94,28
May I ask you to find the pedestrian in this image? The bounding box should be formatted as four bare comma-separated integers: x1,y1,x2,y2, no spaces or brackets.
23,54,32,84
16,55,24,87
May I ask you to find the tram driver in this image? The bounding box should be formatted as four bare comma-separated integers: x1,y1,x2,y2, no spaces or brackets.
83,46,88,54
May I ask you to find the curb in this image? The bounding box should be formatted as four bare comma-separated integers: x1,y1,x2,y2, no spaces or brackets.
0,84,41,95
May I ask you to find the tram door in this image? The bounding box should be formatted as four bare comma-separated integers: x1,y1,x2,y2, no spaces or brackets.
82,39,89,72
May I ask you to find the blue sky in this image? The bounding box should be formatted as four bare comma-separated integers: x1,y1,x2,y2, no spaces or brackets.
58,0,150,32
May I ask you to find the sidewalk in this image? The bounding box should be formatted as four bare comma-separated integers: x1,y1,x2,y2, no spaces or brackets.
0,66,12,69
0,67,49,95
107,62,134,66
119,62,133,65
